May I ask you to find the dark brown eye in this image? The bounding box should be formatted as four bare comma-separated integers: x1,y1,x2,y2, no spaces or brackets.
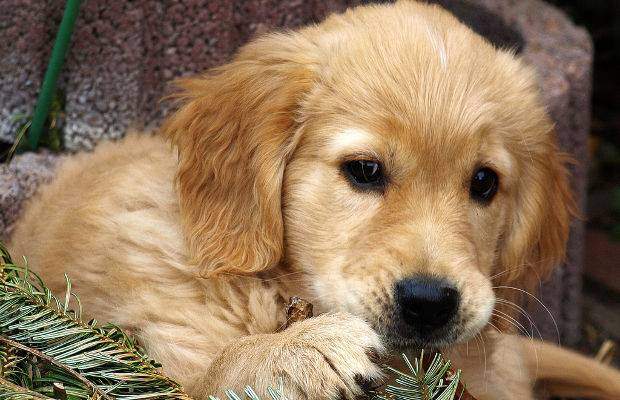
343,160,385,190
470,167,499,203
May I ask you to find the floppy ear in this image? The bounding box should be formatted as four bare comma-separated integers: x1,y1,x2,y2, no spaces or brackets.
495,126,578,292
162,33,317,276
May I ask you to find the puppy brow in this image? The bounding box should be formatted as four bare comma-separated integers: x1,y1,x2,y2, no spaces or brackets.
330,128,373,149
339,151,382,163
479,147,513,178
327,128,377,158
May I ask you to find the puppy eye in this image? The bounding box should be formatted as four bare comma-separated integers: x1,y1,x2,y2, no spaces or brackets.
470,167,499,203
343,160,384,189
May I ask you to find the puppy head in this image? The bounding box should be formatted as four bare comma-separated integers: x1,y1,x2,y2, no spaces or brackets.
164,1,575,348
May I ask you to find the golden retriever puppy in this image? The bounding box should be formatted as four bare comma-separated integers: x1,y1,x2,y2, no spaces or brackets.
9,1,620,399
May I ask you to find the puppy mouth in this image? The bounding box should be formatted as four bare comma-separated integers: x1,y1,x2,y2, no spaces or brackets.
368,309,483,351
376,318,463,351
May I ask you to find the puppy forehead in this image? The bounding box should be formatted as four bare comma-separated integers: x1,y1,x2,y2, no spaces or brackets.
309,4,536,141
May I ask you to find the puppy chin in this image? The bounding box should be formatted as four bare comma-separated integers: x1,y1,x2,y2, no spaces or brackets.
376,309,494,351
381,330,460,351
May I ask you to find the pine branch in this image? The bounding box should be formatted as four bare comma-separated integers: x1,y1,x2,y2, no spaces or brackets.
0,337,108,399
0,243,191,400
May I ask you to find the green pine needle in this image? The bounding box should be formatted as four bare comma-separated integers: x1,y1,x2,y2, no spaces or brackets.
376,350,461,400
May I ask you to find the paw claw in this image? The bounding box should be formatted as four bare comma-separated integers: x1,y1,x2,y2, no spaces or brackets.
354,374,383,395
365,348,384,365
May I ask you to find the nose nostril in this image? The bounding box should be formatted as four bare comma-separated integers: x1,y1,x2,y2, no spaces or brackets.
401,308,420,321
395,277,460,334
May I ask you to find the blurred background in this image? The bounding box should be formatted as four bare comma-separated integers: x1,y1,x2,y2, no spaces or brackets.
0,0,618,366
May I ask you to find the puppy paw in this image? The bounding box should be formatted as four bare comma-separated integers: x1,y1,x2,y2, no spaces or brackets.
195,313,385,400
280,312,386,399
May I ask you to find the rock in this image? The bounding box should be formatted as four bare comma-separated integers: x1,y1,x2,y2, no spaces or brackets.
0,152,61,241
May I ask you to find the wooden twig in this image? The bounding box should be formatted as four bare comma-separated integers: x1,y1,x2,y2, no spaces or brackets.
53,382,67,400
284,297,313,329
595,340,616,365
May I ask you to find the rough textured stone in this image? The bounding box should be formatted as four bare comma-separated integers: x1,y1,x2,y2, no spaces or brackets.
0,152,61,241
0,0,591,345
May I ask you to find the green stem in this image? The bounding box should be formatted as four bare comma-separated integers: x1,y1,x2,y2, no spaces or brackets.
27,0,81,151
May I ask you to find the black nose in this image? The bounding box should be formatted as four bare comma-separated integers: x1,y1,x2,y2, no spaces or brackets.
395,277,460,334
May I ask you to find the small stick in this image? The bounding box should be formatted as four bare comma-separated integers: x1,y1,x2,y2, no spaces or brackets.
53,382,67,400
283,296,313,329
595,340,616,365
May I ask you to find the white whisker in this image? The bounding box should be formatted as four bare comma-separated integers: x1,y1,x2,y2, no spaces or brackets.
495,298,543,341
492,310,531,339
493,285,560,345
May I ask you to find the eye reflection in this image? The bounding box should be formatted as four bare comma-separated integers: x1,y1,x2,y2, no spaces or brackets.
470,167,499,203
343,160,385,190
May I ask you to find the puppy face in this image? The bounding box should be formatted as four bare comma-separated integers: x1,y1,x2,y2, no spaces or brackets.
165,1,574,349
284,128,503,347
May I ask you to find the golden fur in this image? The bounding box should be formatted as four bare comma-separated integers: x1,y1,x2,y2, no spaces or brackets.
9,1,620,399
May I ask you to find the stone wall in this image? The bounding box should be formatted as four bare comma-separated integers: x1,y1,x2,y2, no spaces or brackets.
0,0,592,345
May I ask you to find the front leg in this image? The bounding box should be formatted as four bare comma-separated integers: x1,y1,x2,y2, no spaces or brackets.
187,313,385,399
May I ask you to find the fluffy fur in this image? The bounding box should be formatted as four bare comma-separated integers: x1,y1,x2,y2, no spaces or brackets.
9,1,620,399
